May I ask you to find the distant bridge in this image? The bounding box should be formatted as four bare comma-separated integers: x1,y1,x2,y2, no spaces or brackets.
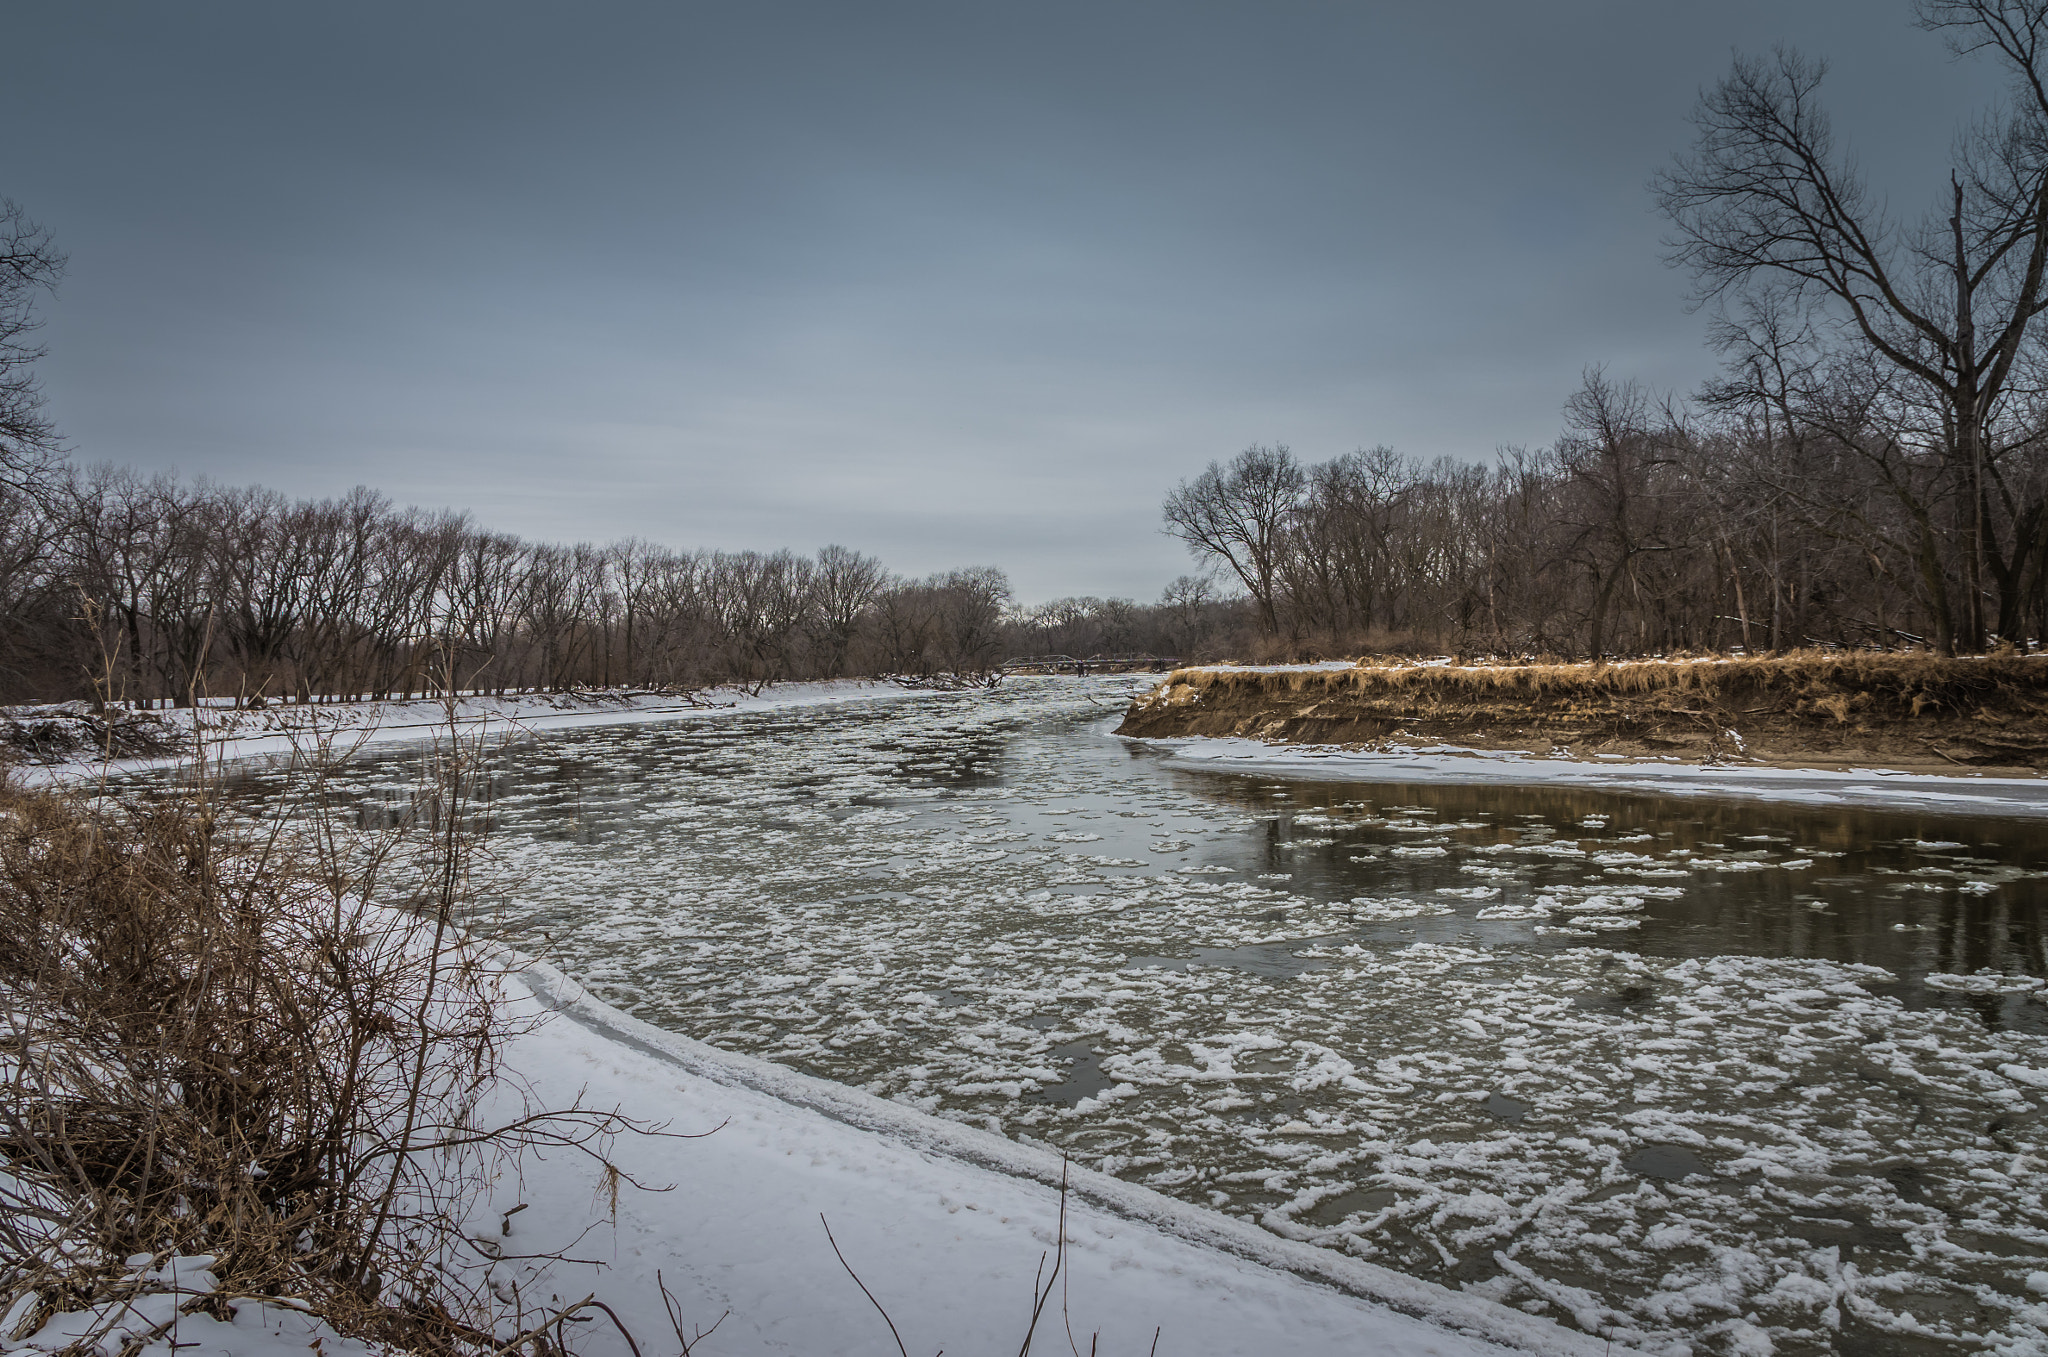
1000,653,1181,675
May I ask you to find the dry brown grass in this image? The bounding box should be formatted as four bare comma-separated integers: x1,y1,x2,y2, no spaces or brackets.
1128,651,2048,766
1166,650,2048,705
0,725,662,1356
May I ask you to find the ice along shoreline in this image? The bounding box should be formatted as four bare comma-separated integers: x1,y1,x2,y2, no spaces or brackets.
1134,732,2048,819
498,948,1631,1357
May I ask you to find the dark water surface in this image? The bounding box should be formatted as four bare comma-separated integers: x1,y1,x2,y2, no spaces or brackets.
204,681,2048,1356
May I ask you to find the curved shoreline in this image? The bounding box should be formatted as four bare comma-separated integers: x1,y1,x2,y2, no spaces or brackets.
502,948,1631,1357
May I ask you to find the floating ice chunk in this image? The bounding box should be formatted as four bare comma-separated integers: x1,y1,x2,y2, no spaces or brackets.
1924,970,2045,994
1387,845,1449,858
1475,902,1553,920
1458,864,1524,880
2000,1064,2048,1089
1348,896,1454,920
1434,885,1501,900
1533,924,1594,936
1521,842,1588,858
1560,894,1646,913
1565,915,1642,931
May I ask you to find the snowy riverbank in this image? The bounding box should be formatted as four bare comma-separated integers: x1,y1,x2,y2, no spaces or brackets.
467,955,1622,1357
8,681,935,783
4,952,1623,1357
1140,733,2048,818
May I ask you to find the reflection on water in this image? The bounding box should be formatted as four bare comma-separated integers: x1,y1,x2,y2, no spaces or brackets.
1186,775,2048,1032
195,680,2048,1356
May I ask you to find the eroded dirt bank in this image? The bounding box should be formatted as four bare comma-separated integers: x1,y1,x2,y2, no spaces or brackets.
1115,654,2048,772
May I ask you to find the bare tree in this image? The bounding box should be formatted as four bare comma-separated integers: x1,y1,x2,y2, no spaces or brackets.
1553,371,1691,657
1656,7,2048,649
810,544,888,677
0,199,65,498
1161,445,1305,634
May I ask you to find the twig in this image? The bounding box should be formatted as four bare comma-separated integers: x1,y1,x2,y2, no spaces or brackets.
821,1214,911,1357
657,1271,727,1357
1016,1160,1069,1357
1917,736,1969,766
554,1298,645,1357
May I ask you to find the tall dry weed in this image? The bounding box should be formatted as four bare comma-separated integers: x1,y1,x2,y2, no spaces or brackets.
0,706,662,1356
1168,651,2048,709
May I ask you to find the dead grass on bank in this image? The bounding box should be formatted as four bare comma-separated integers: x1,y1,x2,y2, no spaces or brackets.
0,719,672,1357
1126,651,2048,767
1164,651,2048,709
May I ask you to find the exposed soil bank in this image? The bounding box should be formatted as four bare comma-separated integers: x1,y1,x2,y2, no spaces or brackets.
1115,654,2048,773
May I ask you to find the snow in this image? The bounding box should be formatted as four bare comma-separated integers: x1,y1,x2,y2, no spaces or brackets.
15,682,932,785
465,953,1620,1357
3,1256,382,1357
1141,735,2048,818
0,958,1616,1357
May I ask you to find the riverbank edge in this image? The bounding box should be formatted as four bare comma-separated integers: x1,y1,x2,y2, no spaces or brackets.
7,680,935,785
503,946,1630,1357
1119,726,2048,818
1114,656,2048,779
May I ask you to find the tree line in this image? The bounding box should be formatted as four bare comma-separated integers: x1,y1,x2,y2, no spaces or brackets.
0,455,1038,704
1166,2,2048,659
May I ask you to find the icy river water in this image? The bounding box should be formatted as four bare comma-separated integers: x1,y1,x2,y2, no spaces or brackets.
234,679,2048,1355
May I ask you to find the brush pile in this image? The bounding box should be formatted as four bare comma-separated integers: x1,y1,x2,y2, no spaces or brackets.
1117,652,2048,768
0,702,183,764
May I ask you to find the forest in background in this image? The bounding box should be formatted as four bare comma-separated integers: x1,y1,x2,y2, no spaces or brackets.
0,456,1120,705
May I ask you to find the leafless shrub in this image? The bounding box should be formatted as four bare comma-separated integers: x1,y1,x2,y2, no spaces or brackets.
0,711,667,1356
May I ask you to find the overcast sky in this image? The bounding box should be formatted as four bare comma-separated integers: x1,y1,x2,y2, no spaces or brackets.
12,2,1993,602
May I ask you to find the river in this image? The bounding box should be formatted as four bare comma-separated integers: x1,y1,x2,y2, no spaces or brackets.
220,678,2048,1356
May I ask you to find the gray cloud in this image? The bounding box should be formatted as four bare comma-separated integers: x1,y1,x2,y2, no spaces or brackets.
15,1,1986,599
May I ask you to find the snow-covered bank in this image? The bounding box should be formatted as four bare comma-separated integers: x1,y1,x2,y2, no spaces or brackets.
482,955,1624,1357
1140,733,2048,818
12,682,931,783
